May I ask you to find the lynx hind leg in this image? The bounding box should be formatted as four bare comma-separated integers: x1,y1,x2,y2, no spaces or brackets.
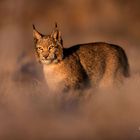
98,55,120,89
114,70,125,87
99,60,127,89
113,64,129,87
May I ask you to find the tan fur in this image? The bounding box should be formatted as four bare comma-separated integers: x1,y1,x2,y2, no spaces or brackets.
33,24,130,92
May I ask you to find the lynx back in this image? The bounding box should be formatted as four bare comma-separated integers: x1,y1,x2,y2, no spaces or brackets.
33,24,130,92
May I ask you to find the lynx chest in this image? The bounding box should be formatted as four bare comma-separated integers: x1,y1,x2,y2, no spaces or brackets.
43,64,66,92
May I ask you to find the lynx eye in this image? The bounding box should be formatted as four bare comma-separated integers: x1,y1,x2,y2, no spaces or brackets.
37,46,43,51
48,45,54,50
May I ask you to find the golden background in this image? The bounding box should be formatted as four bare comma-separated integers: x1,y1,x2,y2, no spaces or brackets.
0,0,140,139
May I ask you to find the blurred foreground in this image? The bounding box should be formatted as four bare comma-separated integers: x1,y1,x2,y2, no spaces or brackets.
0,0,140,139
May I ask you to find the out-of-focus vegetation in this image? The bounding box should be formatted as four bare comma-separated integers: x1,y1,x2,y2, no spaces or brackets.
0,0,140,139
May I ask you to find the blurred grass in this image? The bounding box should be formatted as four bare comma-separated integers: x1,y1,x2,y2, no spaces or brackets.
0,0,140,139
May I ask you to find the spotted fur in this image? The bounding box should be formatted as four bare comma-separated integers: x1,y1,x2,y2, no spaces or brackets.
33,24,130,92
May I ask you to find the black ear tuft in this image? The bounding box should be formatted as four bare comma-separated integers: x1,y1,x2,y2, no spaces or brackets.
55,22,58,29
32,24,35,29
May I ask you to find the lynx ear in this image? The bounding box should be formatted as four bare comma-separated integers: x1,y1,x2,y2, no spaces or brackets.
51,23,62,42
33,24,42,40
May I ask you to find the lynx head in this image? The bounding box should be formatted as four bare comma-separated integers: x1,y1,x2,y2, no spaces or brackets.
33,23,63,65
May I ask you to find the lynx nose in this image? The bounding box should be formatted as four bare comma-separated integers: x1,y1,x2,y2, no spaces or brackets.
44,55,49,59
43,54,49,59
46,54,56,60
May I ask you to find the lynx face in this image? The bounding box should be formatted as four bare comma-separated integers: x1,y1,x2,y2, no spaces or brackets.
33,24,63,64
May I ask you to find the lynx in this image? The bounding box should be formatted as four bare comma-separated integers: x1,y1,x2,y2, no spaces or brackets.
33,24,130,92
